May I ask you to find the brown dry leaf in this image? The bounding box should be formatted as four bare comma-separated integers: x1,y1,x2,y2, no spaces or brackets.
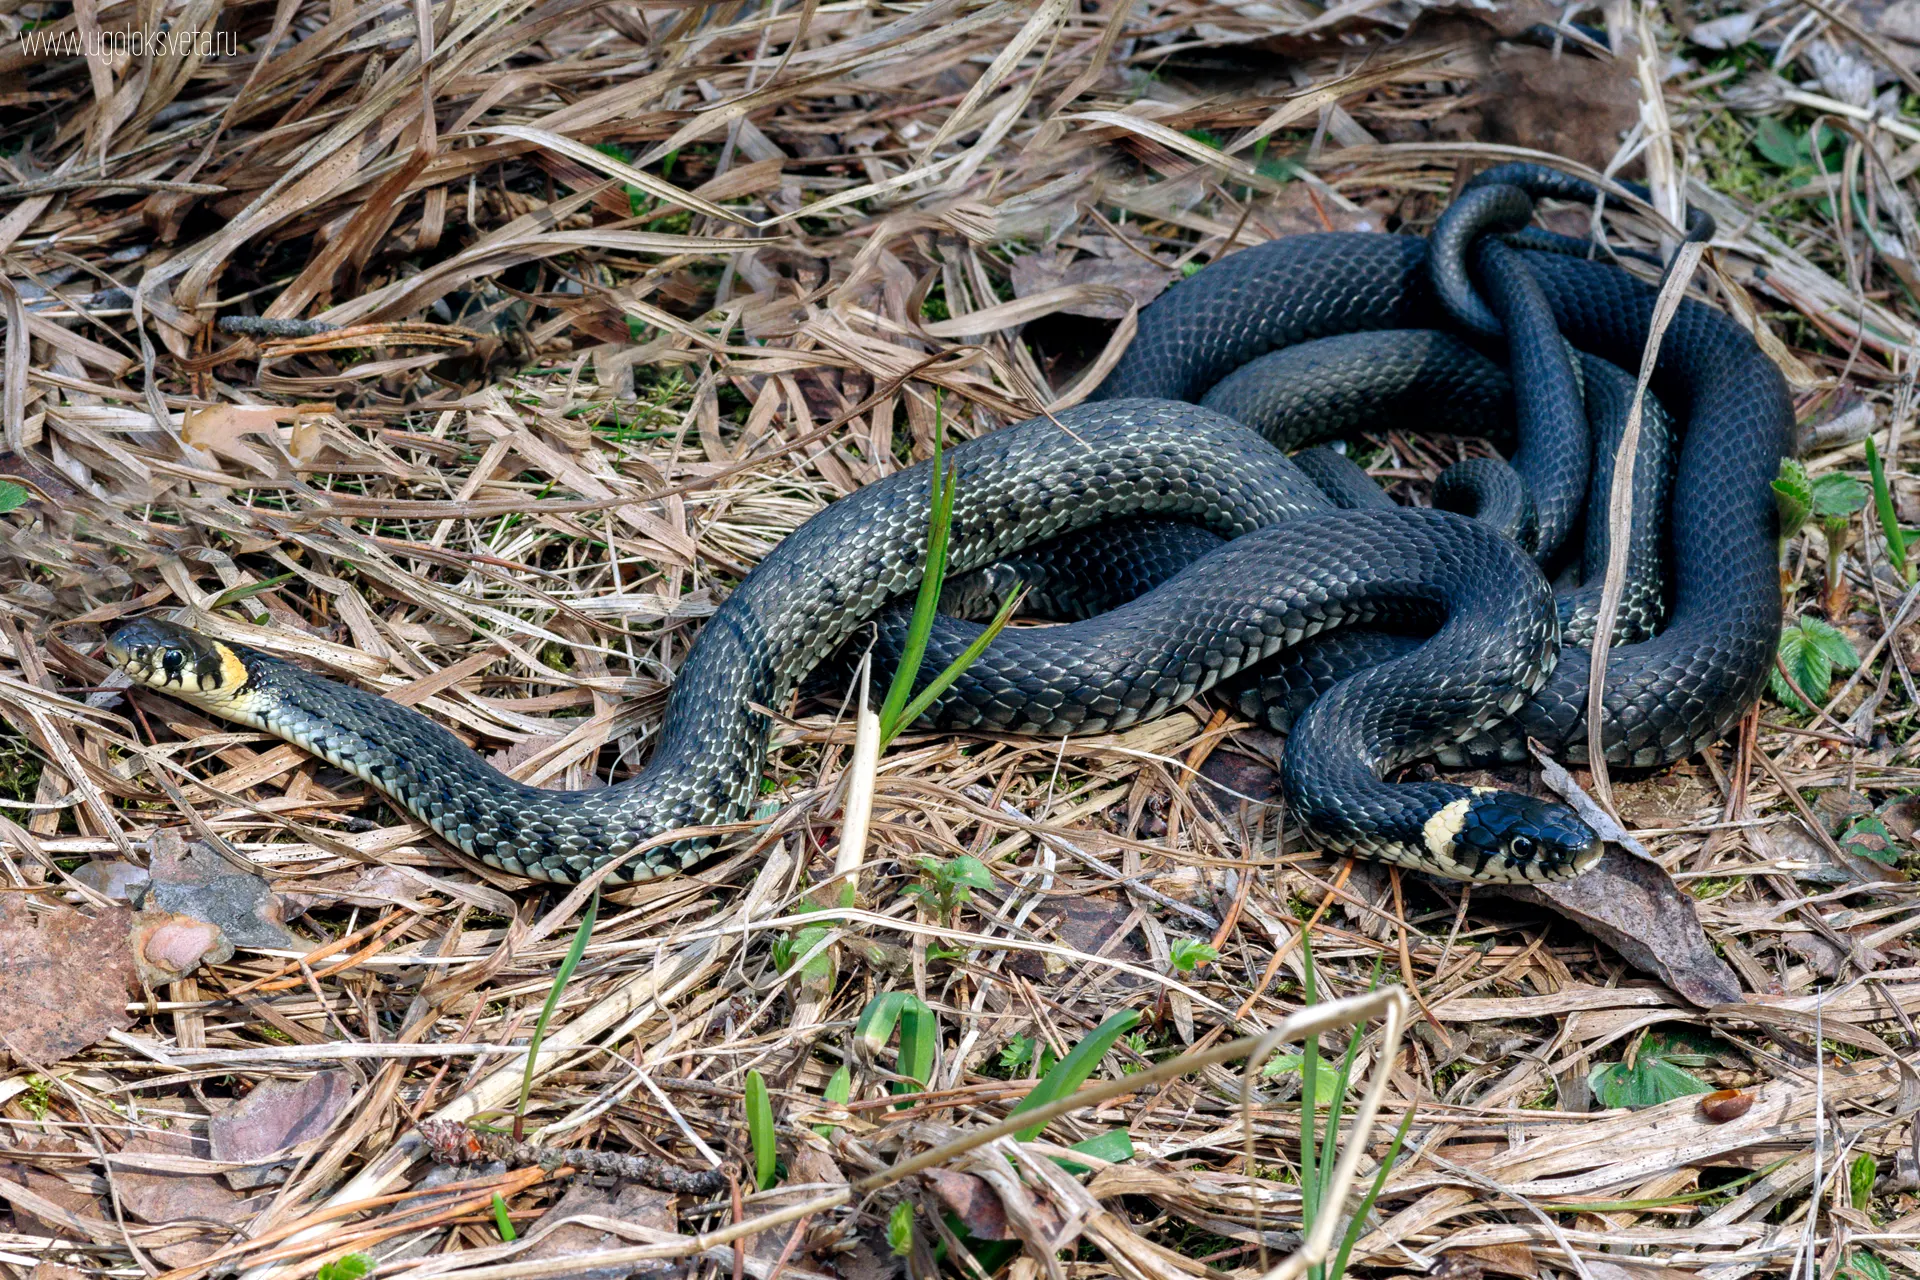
1448,1242,1536,1278
0,897,137,1067
1008,250,1173,320
521,1181,676,1279
180,403,326,471
130,911,231,989
114,1131,266,1266
924,1167,1016,1240
1492,849,1743,1007
209,1072,354,1189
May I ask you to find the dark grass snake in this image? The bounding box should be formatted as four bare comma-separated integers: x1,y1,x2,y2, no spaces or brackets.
105,164,1790,886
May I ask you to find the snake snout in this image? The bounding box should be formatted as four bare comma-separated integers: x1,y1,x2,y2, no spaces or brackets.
1452,790,1601,882
105,618,244,699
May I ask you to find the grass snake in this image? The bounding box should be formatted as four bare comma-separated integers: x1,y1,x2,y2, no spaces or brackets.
105,164,1790,886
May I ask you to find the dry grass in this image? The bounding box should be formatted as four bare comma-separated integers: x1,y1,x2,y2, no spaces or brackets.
1,4,1918,1280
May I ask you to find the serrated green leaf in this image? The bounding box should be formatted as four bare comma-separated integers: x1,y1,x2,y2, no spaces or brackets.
887,1201,915,1257
0,482,28,515
1811,471,1868,519
1773,482,1811,542
1588,1036,1713,1109
1009,1008,1141,1140
1807,617,1862,671
745,1069,777,1190
1260,1050,1343,1097
316,1255,375,1280
1773,617,1860,714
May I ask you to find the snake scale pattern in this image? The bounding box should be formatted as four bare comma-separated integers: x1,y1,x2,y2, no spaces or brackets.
105,164,1791,887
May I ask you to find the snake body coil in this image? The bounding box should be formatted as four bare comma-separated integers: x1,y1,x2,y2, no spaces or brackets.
105,165,1790,885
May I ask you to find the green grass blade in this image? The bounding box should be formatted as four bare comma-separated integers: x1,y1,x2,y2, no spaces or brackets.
1008,1008,1141,1140
893,997,937,1106
856,991,909,1054
514,889,599,1139
1867,436,1909,582
492,1192,517,1241
891,585,1025,737
1298,934,1322,1238
814,1063,853,1139
1329,1108,1413,1280
878,393,955,737
745,1068,777,1190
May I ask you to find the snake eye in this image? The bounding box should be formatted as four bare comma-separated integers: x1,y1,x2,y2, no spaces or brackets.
161,647,185,681
1507,835,1538,862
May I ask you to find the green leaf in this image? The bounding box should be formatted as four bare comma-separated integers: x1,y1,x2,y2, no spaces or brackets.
1841,1250,1892,1280
1850,1152,1878,1210
1588,1036,1714,1109
0,481,29,514
1865,437,1909,583
1260,1050,1343,1097
1008,1008,1141,1140
1048,1128,1137,1174
893,585,1025,739
772,924,834,981
856,991,915,1053
813,1064,852,1139
940,854,991,897
491,1193,516,1242
1753,117,1807,171
316,1255,375,1280
1068,1129,1135,1163
1168,938,1218,973
1839,814,1899,866
1774,458,1812,543
745,1069,777,1190
516,890,599,1135
207,572,298,611
1772,616,1860,714
887,1201,915,1257
892,997,937,1105
1811,471,1868,519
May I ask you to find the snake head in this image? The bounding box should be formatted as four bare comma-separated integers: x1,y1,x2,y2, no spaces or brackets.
1427,787,1602,882
104,618,249,702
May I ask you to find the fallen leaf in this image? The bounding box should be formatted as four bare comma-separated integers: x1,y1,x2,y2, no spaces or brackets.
1009,251,1173,320
209,1072,354,1189
1449,1241,1535,1278
1490,847,1743,1007
70,858,151,902
131,911,231,989
141,830,296,951
1006,892,1148,984
180,404,326,471
114,1130,266,1265
924,1168,1013,1240
0,897,138,1067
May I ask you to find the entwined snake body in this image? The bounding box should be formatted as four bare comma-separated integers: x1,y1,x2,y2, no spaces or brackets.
105,164,1792,886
